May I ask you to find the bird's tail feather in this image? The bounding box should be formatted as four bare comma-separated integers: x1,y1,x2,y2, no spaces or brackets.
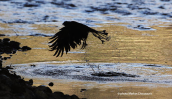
92,30,110,44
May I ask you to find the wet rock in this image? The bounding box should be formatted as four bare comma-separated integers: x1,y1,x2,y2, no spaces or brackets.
35,89,48,99
36,85,52,94
0,66,80,99
48,82,54,87
0,38,31,54
71,95,79,99
3,57,10,60
5,66,13,69
3,38,10,44
0,60,2,68
9,41,20,49
134,25,152,30
0,34,5,36
80,89,87,92
28,79,33,85
30,64,36,67
21,46,31,51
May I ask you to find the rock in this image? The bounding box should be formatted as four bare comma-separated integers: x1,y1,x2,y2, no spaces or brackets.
3,38,10,43
35,89,48,99
0,34,5,36
28,79,33,85
52,91,65,99
9,41,21,49
36,85,52,94
71,95,79,99
80,89,87,92
48,82,54,87
21,46,31,51
0,65,80,99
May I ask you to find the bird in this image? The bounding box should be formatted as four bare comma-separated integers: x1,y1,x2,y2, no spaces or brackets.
49,21,110,57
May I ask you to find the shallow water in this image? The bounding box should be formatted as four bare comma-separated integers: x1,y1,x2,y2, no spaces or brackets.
1,24,172,98
1,0,172,99
13,62,172,85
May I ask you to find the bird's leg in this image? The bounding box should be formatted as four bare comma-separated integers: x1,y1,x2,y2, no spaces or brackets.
81,40,87,49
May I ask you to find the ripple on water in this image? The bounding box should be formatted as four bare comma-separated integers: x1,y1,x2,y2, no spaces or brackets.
1,0,172,36
12,62,172,85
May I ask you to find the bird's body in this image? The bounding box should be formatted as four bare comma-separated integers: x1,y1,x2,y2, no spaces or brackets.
49,21,110,57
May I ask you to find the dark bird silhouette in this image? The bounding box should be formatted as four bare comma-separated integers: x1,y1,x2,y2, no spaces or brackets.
49,21,110,57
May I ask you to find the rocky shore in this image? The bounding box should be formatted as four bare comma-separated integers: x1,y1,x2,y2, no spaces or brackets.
0,38,80,99
0,65,79,99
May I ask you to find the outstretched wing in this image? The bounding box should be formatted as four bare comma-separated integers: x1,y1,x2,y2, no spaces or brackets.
49,27,78,57
49,21,110,57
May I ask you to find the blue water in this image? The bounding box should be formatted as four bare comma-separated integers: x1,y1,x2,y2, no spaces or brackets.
0,0,172,36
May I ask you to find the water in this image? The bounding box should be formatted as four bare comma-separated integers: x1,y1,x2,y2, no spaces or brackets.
1,0,172,36
13,62,172,85
1,0,172,99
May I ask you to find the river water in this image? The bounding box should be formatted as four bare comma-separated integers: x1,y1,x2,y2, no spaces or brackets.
1,0,172,99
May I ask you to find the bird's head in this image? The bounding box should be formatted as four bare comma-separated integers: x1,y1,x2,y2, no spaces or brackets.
62,21,71,27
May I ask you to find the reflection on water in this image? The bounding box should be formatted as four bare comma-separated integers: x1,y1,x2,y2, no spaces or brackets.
1,0,172,36
1,24,172,66
1,24,172,99
1,0,172,98
13,62,172,84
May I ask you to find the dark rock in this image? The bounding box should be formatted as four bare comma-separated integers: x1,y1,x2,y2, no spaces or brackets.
0,38,31,55
0,60,2,68
36,85,52,94
48,82,54,87
3,57,11,60
3,38,10,44
0,34,5,36
9,41,21,49
0,63,80,99
71,95,79,99
21,46,31,51
5,66,13,69
80,89,87,92
26,79,33,86
35,89,48,99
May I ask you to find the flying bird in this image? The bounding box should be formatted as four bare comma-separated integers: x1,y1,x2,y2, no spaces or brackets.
49,21,110,57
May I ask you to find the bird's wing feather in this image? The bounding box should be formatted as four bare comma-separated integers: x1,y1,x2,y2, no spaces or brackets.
49,27,71,57
49,26,84,57
49,21,110,57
